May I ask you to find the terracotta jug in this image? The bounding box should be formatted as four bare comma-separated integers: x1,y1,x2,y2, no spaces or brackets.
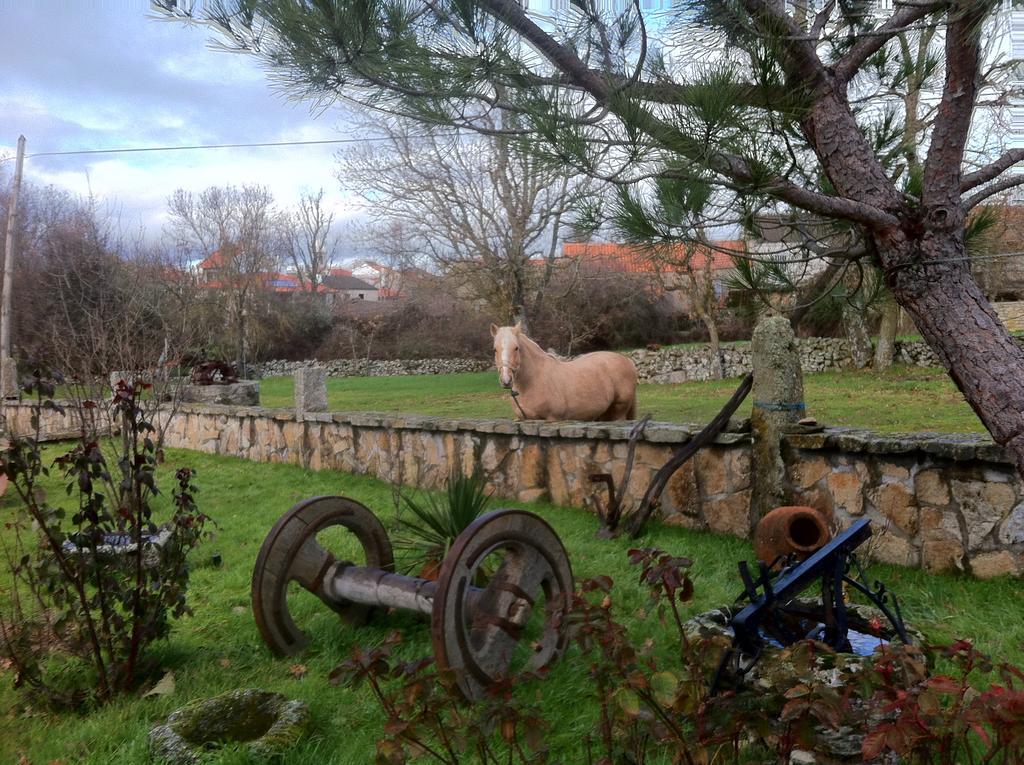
753,505,831,566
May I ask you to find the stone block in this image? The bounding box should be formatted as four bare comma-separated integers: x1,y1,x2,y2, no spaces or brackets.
696,449,729,496
520,443,546,490
634,443,668,473
791,456,830,489
999,503,1024,545
915,469,950,506
557,423,587,439
827,471,863,516
870,483,918,535
479,439,502,472
920,507,961,541
869,530,919,568
704,490,752,537
644,424,691,443
546,450,570,506
921,536,965,573
517,420,543,436
662,513,706,531
665,460,699,516
880,462,910,481
952,480,1012,550
970,550,1020,579
294,367,327,414
728,448,752,483
180,381,260,406
516,488,547,503
0,356,17,398
985,481,1017,511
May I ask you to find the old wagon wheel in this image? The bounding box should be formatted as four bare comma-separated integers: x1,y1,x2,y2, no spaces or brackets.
431,509,573,700
252,496,394,656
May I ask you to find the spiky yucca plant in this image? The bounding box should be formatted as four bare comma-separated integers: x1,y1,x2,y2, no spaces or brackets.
395,468,492,577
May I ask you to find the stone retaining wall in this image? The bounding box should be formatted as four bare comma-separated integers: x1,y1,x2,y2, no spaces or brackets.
784,430,1023,579
2,400,114,442
6,401,1021,578
253,337,954,385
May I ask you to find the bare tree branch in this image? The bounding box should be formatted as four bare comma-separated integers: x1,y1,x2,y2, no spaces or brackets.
962,148,1024,193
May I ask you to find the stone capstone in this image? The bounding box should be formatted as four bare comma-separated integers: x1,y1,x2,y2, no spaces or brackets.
148,688,311,764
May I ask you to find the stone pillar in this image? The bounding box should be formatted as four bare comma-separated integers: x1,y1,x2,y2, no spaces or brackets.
750,315,805,520
1,357,17,398
294,367,327,417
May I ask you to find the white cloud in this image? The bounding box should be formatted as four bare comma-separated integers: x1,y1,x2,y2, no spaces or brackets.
0,0,370,244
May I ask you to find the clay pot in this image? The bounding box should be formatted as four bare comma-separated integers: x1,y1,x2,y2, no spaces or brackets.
754,505,831,566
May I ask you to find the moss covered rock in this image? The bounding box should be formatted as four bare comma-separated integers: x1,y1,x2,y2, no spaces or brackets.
149,688,310,763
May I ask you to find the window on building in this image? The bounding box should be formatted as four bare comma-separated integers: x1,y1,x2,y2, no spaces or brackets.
358,293,365,300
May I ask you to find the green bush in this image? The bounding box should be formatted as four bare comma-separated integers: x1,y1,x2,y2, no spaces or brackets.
0,370,210,707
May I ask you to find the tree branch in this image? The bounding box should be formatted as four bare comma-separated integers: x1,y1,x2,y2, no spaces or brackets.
482,0,897,229
922,3,987,214
834,2,950,83
738,0,827,87
962,148,1024,193
964,174,1024,210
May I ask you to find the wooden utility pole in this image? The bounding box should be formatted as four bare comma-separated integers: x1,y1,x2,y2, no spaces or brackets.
1,135,25,398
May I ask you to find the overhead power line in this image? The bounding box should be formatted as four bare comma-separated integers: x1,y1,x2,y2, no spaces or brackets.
0,134,438,162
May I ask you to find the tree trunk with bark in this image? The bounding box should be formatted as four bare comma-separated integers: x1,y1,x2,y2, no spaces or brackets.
881,231,1024,470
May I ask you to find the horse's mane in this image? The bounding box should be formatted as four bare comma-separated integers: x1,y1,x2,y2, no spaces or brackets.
518,329,569,362
544,347,570,361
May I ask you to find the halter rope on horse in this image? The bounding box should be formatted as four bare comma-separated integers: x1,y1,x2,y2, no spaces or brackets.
501,366,528,419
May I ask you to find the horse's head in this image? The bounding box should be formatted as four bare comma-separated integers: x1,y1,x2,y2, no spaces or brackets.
490,322,522,389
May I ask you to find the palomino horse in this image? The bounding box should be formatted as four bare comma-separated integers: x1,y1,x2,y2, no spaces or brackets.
490,323,638,421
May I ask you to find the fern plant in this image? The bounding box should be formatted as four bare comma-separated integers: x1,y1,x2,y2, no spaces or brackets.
395,467,492,577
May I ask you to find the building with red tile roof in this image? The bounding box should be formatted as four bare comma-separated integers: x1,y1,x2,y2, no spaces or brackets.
561,240,745,313
562,240,745,274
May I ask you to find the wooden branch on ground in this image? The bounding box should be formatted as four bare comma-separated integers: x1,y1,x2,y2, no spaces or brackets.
626,373,753,538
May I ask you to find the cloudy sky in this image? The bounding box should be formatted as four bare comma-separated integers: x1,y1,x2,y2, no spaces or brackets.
0,0,365,245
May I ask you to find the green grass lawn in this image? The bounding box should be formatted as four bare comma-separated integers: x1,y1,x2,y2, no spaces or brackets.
2,449,1022,763
259,365,985,434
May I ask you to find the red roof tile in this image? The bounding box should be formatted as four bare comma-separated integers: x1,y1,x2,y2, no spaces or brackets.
198,247,236,271
562,241,744,273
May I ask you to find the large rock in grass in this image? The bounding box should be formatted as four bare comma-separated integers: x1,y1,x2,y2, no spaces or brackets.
179,381,260,407
149,688,310,763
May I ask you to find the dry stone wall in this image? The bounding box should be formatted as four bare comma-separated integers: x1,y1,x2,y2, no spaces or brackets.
254,336,976,384
632,338,947,383
254,358,490,378
6,401,1020,578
